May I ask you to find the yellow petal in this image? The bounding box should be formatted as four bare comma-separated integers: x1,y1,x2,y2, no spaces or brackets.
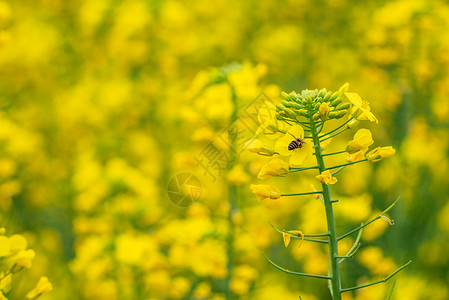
345,92,363,106
282,232,291,247
289,142,312,166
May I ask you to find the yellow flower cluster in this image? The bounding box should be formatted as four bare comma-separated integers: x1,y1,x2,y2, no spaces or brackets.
0,229,52,300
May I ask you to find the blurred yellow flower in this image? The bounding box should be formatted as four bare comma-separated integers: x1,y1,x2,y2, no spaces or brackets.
26,276,53,300
0,236,10,256
366,146,396,162
250,184,281,201
226,164,250,185
275,125,312,165
9,249,35,269
315,170,338,185
257,158,289,179
0,273,11,293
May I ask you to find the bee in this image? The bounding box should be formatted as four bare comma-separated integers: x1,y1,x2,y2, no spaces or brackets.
287,132,306,151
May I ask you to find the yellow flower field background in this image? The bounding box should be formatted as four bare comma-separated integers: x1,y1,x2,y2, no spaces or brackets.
1,0,449,299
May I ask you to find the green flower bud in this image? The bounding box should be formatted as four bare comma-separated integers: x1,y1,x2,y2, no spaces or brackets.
330,98,342,107
298,109,308,116
276,104,285,111
306,96,313,103
336,110,347,118
292,103,301,109
318,90,326,98
328,111,339,119
314,102,320,110
284,108,296,119
281,91,290,101
302,100,307,105
329,91,339,101
289,91,298,99
275,113,283,120
338,82,349,97
323,91,332,101
313,113,320,120
336,103,350,110
281,100,291,107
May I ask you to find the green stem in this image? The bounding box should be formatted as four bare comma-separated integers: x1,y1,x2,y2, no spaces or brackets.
341,261,412,292
310,118,342,300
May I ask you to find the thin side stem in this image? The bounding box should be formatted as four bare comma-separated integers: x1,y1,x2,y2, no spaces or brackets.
322,150,347,157
319,127,349,143
319,118,353,138
341,261,412,292
281,191,323,197
263,253,331,280
289,165,319,172
326,159,367,171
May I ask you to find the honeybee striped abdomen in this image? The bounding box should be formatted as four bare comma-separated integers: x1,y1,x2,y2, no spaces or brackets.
288,138,305,150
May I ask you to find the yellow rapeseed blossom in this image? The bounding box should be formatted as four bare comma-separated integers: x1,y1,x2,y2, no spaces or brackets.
319,102,330,120
346,129,374,153
245,139,274,155
274,125,313,165
315,170,338,185
26,276,53,300
250,184,281,201
345,91,378,123
9,249,36,269
257,158,289,179
366,146,396,162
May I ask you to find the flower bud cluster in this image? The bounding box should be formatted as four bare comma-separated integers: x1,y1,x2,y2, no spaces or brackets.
276,83,350,122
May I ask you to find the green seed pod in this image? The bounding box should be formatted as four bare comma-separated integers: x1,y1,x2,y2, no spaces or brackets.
323,91,332,101
329,91,339,101
336,103,350,110
281,91,290,101
330,98,342,107
313,113,320,120
276,104,285,111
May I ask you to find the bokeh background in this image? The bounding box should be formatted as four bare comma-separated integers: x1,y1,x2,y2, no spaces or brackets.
1,0,449,299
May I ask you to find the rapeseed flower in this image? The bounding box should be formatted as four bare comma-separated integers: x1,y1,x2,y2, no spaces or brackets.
250,184,281,201
274,125,312,165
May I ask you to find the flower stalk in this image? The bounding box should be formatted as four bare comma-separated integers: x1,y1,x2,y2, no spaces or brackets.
310,117,342,299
